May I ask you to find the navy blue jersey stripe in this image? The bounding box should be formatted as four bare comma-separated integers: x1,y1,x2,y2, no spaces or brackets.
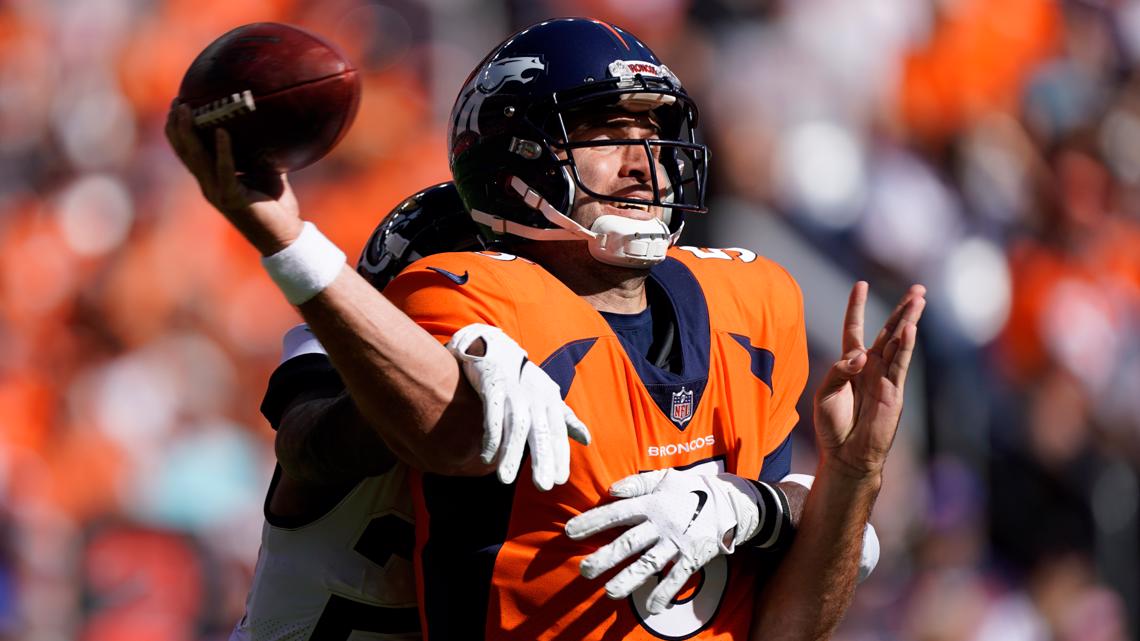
728,333,775,392
645,258,711,385
540,338,599,399
759,434,793,482
629,258,712,431
420,473,516,640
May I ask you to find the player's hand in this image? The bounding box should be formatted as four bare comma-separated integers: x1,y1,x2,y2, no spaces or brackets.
565,468,786,614
164,102,303,255
813,282,926,481
447,323,591,491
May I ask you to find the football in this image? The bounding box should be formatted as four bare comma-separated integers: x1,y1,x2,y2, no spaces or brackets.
177,22,361,173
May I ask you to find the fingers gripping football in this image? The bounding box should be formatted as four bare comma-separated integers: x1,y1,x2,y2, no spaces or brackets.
447,323,591,490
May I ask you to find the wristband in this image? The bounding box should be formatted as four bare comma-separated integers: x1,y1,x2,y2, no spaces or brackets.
780,473,815,490
747,479,792,549
260,222,346,305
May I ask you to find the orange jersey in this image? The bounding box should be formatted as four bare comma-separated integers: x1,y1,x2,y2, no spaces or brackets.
383,245,809,640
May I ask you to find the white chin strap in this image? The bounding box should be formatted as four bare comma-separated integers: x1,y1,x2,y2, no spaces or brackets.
586,214,670,267
470,176,683,268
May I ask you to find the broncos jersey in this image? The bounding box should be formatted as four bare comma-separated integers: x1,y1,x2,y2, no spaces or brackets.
232,327,420,641
383,246,809,640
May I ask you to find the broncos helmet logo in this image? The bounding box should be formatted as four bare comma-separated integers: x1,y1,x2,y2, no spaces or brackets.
477,56,545,94
454,56,545,137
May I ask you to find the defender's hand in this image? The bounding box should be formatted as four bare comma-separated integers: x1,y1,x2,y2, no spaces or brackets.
566,468,787,614
813,282,926,480
447,323,591,491
164,103,302,255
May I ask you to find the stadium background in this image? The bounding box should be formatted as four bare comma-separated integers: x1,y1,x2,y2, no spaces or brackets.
1,0,1139,639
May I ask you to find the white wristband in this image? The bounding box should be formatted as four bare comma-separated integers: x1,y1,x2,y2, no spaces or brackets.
779,473,815,490
260,222,346,305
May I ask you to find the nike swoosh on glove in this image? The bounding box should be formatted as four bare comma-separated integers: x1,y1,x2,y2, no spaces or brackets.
565,468,787,614
447,323,591,491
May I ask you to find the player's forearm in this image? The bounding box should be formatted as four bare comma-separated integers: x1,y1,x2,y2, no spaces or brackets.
232,209,487,473
295,266,489,475
749,462,880,641
275,393,398,485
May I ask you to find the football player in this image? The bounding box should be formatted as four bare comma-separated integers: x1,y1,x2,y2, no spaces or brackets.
230,183,586,641
237,181,874,641
167,17,923,641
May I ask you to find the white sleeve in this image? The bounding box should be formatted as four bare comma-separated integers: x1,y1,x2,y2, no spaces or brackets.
280,323,328,364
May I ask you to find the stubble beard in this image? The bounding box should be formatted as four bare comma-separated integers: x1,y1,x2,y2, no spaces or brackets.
517,239,650,298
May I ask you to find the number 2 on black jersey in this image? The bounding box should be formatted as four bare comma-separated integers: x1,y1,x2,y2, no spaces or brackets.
309,513,419,640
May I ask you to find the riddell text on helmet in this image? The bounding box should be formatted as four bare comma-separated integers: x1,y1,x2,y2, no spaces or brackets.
648,435,715,457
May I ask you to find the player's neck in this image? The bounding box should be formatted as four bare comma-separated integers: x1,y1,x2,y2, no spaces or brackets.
523,241,649,314
558,258,649,314
580,280,647,314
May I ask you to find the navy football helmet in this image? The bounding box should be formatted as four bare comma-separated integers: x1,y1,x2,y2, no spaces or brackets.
448,18,708,266
356,182,485,290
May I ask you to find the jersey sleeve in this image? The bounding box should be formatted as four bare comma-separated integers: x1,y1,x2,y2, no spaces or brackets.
259,324,346,429
381,252,523,344
759,433,793,481
765,263,809,456
260,355,346,430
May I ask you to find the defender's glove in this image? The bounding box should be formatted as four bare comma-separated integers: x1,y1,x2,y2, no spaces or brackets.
447,323,591,491
565,468,789,614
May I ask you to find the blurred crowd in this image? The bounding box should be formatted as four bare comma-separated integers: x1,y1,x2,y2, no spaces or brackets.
1,0,1139,639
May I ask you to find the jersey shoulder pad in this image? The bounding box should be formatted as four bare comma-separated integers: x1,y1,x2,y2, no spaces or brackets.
668,246,803,334
669,245,775,270
670,246,800,300
260,352,343,430
396,250,549,293
384,250,568,342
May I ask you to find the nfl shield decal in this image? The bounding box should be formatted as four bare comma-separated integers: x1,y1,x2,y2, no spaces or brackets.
670,387,694,427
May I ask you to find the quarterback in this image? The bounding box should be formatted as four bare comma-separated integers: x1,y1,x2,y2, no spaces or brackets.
167,16,923,641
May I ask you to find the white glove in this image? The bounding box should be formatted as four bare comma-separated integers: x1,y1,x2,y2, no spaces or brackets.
447,323,591,491
565,468,787,614
779,473,880,582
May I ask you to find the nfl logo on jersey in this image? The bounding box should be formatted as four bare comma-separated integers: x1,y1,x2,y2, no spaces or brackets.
670,387,694,426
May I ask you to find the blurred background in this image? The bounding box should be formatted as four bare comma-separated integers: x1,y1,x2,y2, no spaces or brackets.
1,0,1139,639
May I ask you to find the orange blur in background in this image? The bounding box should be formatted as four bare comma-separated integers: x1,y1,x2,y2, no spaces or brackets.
1,1,1139,640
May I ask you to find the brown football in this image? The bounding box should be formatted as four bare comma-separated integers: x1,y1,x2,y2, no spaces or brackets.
177,22,361,173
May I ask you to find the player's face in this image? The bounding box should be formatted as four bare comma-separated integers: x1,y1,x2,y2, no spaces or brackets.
562,110,671,230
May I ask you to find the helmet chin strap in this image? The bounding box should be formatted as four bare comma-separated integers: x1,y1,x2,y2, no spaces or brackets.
469,175,679,268
586,214,671,267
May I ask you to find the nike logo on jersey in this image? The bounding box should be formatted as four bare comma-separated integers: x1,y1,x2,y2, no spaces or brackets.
684,490,709,533
427,267,470,285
